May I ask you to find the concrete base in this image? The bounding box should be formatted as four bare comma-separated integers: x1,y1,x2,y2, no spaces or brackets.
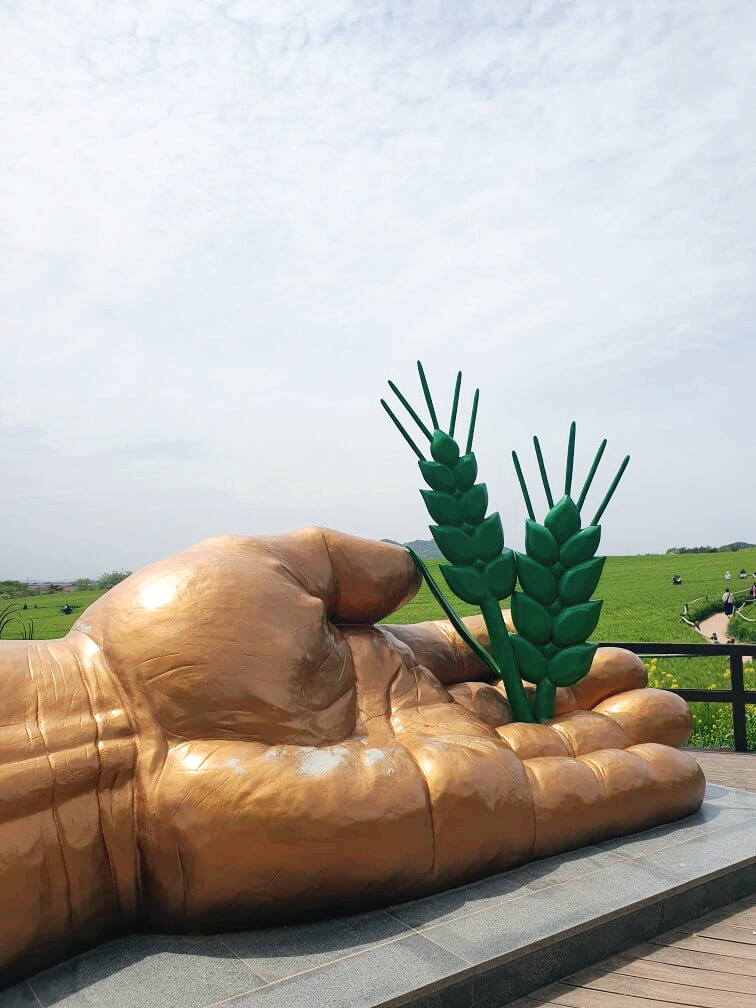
4,784,756,1008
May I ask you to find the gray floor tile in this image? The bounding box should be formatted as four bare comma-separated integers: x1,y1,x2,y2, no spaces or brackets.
518,845,627,891
28,934,262,1008
387,867,532,930
704,784,756,811
220,932,470,1008
0,984,39,1008
677,801,756,833
598,804,756,859
626,817,756,884
387,809,728,932
421,861,674,966
220,910,409,983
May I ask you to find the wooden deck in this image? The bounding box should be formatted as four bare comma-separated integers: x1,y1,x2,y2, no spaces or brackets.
692,749,756,792
507,750,756,1007
510,895,756,1007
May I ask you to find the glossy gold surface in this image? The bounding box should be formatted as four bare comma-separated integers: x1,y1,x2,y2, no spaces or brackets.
0,529,704,985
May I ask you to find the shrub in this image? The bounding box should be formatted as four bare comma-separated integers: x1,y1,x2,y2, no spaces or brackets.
730,603,756,644
684,596,723,625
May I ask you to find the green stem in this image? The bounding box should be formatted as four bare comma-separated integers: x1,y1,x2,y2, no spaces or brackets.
533,678,556,723
449,371,462,437
565,421,576,496
407,550,501,680
465,389,479,453
380,400,427,460
576,439,606,510
479,595,534,723
590,454,630,526
511,451,536,520
416,361,439,429
388,381,433,440
533,436,554,507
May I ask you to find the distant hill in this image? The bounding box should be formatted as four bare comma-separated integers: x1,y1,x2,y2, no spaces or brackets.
666,542,755,555
381,538,442,559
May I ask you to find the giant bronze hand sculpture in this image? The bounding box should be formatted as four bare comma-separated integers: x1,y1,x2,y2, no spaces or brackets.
0,529,704,986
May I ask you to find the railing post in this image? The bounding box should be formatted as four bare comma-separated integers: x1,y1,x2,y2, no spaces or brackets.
730,649,748,753
600,640,755,753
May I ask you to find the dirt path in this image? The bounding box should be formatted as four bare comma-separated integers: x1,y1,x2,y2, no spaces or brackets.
698,612,731,641
697,611,752,661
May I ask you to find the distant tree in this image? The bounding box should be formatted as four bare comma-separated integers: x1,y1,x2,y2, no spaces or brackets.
47,584,62,594
97,570,132,591
666,546,718,555
666,542,754,555
75,578,93,591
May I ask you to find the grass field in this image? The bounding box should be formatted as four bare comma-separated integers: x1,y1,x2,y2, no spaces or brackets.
382,547,756,640
0,589,105,640
3,547,754,747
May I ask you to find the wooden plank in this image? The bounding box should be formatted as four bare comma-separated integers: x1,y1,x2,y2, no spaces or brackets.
624,941,756,977
614,951,756,992
500,997,556,1007
690,922,756,944
692,751,756,791
566,967,756,1007
516,896,756,1007
568,952,756,993
729,899,756,923
652,931,756,961
654,901,756,940
522,982,690,1007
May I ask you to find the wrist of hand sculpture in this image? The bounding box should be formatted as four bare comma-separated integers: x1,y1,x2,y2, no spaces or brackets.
0,529,704,987
0,636,138,981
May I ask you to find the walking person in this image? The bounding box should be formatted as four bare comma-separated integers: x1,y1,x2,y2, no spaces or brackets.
723,589,735,617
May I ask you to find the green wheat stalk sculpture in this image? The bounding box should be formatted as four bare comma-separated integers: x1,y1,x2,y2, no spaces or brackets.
382,363,629,723
511,423,629,721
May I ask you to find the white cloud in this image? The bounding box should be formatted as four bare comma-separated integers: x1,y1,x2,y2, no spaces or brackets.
1,0,754,577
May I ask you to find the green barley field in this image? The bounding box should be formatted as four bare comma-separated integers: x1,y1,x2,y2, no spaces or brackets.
3,547,755,747
383,547,756,639
1,589,104,641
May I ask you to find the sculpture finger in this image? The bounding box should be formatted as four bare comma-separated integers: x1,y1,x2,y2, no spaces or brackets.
139,736,436,930
260,527,421,624
386,610,515,686
347,624,534,887
498,709,629,759
553,647,648,715
593,687,693,748
497,684,690,759
525,743,704,857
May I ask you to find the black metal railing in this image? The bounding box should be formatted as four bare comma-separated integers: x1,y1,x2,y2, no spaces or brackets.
599,641,755,752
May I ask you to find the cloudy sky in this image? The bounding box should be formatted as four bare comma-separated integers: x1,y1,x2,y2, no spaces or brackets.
1,0,754,579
